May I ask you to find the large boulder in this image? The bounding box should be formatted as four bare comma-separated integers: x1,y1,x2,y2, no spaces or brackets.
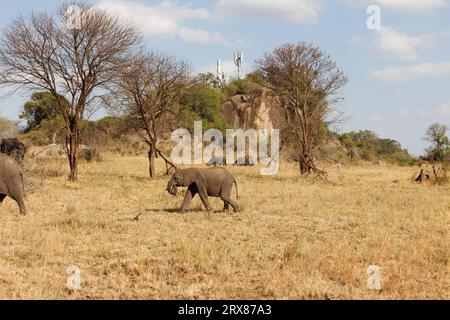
27,143,100,162
0,138,26,165
221,90,285,131
27,144,66,160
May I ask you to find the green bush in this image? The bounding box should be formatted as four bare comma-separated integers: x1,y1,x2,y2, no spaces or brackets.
19,91,69,133
222,71,265,98
337,130,416,165
180,84,228,132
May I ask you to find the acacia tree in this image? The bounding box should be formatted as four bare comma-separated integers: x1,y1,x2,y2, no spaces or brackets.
106,50,190,178
416,123,450,184
20,92,66,133
257,42,347,175
424,123,449,162
0,2,140,180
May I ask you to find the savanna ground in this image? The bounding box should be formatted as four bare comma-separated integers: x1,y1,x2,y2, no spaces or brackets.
0,154,448,299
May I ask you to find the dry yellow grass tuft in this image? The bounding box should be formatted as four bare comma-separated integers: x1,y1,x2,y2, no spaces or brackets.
0,155,448,299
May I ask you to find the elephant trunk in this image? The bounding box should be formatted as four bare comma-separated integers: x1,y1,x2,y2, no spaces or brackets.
166,177,178,196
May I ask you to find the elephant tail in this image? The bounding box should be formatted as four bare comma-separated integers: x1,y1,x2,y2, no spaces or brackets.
234,180,240,199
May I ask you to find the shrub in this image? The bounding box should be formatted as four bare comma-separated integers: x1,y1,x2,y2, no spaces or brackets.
179,84,228,132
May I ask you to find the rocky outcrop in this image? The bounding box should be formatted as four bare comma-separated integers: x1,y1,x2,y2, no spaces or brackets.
27,144,96,161
221,90,285,131
27,144,66,160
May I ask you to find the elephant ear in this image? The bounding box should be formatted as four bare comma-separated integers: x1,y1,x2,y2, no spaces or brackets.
192,169,207,189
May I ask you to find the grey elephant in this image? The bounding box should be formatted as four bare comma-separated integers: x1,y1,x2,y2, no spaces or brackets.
0,154,27,215
206,156,225,166
234,155,256,166
166,167,240,213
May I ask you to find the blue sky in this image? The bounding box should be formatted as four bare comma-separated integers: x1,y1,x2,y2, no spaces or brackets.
0,0,449,155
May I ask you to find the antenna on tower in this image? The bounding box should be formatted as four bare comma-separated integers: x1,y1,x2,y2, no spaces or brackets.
233,49,244,80
215,59,226,87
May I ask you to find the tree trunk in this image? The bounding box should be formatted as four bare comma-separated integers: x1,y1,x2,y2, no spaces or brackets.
299,151,313,175
299,160,312,175
148,144,156,178
68,132,79,181
156,148,178,175
415,169,430,183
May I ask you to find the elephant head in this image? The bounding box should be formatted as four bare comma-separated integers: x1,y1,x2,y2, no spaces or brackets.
166,169,206,196
166,171,181,196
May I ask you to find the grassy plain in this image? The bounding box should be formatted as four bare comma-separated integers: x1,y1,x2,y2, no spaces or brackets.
0,154,448,299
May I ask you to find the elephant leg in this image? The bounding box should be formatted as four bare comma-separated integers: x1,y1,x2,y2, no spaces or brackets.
17,198,27,216
9,178,27,215
181,187,197,213
220,191,240,213
222,188,230,211
197,187,212,212
10,194,27,215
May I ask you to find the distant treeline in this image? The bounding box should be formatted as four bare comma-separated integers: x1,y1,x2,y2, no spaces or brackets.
2,71,447,167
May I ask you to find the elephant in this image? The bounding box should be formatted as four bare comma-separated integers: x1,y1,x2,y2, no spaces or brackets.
234,155,256,166
166,167,240,213
0,138,26,166
0,154,27,215
206,156,225,166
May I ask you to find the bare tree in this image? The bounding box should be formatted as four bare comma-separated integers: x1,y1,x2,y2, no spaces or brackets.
0,2,140,180
105,50,190,178
257,42,347,175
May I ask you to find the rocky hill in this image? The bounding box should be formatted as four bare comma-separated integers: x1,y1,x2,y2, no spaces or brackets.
221,90,285,131
220,89,415,165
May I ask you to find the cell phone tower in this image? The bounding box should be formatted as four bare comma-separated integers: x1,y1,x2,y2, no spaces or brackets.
233,49,244,80
217,59,222,85
215,59,226,87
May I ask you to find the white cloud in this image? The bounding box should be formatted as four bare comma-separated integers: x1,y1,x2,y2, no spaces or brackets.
372,62,450,82
346,0,448,10
217,0,326,25
436,103,450,116
179,27,229,45
373,27,422,61
97,0,229,45
371,27,450,61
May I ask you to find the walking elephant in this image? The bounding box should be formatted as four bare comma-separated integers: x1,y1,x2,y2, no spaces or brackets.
0,154,27,215
166,167,240,213
234,155,256,166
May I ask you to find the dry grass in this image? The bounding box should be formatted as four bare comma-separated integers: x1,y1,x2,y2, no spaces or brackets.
0,155,448,299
